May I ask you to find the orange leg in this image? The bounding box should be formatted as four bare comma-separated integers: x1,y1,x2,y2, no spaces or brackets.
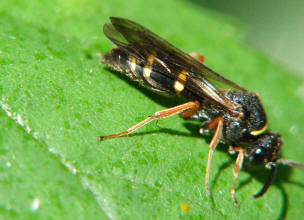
190,52,205,63
205,117,224,196
179,101,200,119
231,147,245,206
99,101,200,141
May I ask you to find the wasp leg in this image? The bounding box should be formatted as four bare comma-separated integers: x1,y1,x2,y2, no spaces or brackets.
190,52,205,63
99,101,200,141
179,102,200,119
231,147,245,206
205,117,224,196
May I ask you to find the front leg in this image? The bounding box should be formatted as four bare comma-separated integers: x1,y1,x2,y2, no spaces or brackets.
230,146,245,206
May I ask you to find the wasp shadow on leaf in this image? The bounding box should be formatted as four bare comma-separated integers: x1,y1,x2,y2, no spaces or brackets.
102,66,183,108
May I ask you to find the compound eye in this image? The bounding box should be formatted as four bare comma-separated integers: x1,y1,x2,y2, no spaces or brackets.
251,147,264,163
255,148,262,154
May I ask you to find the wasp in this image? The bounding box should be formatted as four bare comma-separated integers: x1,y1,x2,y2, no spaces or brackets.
99,17,304,205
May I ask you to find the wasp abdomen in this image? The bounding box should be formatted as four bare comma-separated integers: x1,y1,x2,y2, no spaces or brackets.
102,48,175,93
101,48,141,80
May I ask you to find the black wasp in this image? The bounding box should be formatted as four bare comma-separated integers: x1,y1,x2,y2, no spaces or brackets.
99,17,304,205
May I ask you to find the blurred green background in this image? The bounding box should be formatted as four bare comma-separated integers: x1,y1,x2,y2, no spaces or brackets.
192,0,304,78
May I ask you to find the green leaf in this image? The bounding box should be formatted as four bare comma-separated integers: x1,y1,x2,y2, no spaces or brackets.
0,110,107,219
0,0,303,219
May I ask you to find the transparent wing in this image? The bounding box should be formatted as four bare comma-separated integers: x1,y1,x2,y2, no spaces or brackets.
103,17,245,113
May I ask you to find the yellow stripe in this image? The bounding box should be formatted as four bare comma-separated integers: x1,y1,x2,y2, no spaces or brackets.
174,81,185,93
143,66,152,79
174,70,188,94
130,56,137,72
147,55,155,64
178,70,187,82
250,123,268,136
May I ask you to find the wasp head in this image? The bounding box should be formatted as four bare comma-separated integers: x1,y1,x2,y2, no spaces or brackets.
246,131,283,198
247,131,283,165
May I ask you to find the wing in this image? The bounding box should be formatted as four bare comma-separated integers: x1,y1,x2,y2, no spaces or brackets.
103,17,245,114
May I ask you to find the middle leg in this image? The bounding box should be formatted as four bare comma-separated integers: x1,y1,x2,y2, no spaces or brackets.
204,117,224,196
